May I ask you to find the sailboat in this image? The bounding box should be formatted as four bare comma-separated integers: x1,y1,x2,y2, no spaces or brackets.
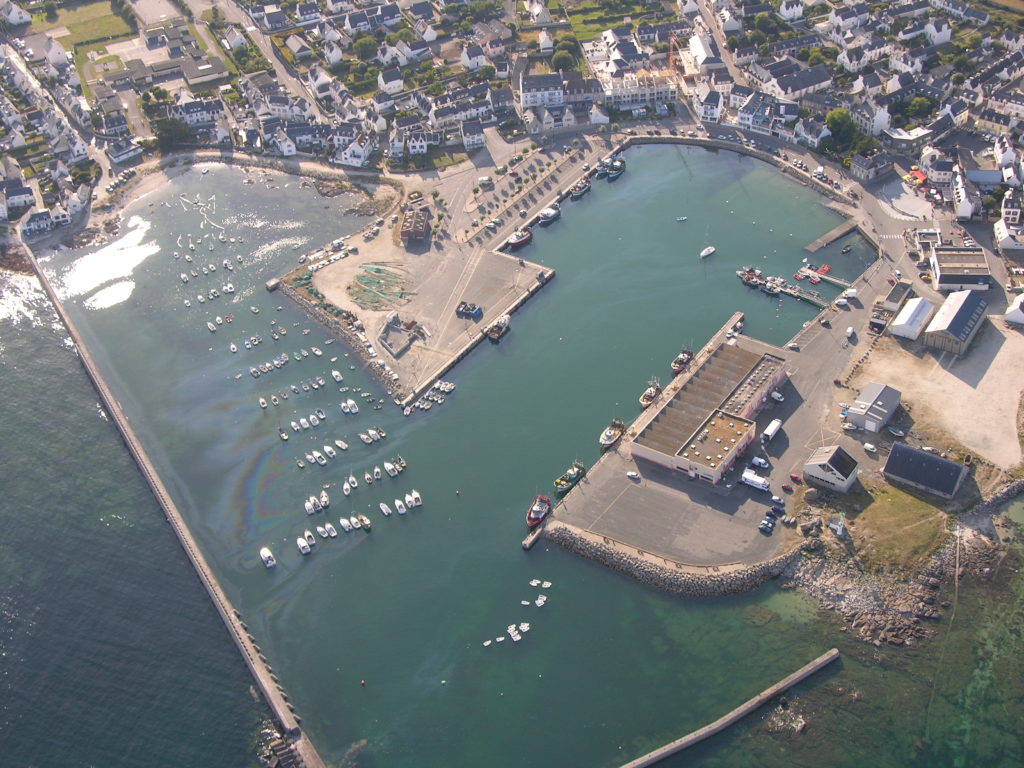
699,225,715,258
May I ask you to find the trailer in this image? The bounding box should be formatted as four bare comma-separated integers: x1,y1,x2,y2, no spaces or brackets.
741,469,770,492
761,418,783,443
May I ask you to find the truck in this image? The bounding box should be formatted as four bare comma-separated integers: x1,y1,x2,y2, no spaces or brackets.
741,469,771,492
761,418,783,443
842,288,857,299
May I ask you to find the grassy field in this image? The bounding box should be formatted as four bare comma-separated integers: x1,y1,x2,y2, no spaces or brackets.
32,1,133,46
831,480,950,574
564,1,652,41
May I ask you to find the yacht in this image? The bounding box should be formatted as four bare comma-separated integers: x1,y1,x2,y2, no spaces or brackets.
311,347,323,356
324,444,336,459
350,515,362,530
342,481,351,496
316,526,329,539
320,490,330,508
367,429,381,442
341,400,350,414
259,547,277,567
309,414,320,427
310,496,322,512
405,493,415,509
348,473,358,488
359,433,372,444
347,398,359,413
296,537,311,555
337,517,353,532
700,245,716,258
379,502,392,517
304,499,315,515
324,522,338,537
384,461,398,477
312,451,326,466
395,498,407,514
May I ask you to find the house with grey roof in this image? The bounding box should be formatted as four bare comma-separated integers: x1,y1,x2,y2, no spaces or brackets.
803,445,859,492
883,443,968,499
846,382,901,433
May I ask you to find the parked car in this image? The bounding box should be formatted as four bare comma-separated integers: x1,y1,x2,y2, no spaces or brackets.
770,391,785,402
750,456,770,469
863,443,877,453
789,473,803,484
781,483,794,493
770,505,786,517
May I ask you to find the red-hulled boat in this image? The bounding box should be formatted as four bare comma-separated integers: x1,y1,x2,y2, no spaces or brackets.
507,227,532,248
526,494,552,528
670,349,694,375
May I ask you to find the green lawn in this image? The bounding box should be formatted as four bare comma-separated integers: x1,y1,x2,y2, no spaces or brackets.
32,1,132,46
565,1,651,41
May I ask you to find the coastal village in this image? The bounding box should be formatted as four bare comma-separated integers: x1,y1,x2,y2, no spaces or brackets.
4,0,1024,765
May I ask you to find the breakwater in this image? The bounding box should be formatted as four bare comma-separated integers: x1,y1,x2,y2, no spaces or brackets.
618,648,840,767
25,251,325,768
544,521,801,597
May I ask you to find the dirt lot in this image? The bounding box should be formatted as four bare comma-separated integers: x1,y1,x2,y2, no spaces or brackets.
852,320,1024,470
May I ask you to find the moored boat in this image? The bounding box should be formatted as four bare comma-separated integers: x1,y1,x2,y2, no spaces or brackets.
700,245,716,258
410,489,422,507
670,349,694,375
331,369,343,382
485,314,511,341
337,517,353,532
538,204,560,224
553,460,586,494
569,178,591,199
379,502,392,516
320,490,330,508
358,514,372,530
507,227,532,249
296,537,311,555
599,418,626,449
638,377,662,409
526,494,552,528
259,547,277,567
395,498,407,514
384,461,398,477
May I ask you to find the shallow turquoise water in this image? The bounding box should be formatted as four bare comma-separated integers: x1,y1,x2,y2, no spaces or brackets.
3,148,1020,767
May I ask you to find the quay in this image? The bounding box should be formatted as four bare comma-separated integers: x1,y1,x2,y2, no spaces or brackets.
619,648,840,767
778,283,828,309
804,219,858,253
797,266,852,289
522,525,544,550
25,252,324,768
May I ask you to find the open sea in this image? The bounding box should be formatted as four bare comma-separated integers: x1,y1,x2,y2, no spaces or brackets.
2,147,1021,768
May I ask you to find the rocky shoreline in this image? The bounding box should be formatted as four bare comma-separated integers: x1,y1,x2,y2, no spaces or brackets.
545,477,1023,647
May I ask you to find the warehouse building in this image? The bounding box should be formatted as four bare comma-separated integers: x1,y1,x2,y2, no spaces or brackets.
923,289,987,356
883,443,968,499
890,297,935,340
929,246,990,291
846,381,901,433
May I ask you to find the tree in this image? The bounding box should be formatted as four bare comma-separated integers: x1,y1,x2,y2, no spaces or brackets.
908,96,935,119
807,47,824,66
155,119,192,151
726,35,740,52
795,47,810,61
477,64,496,80
754,13,773,34
952,72,966,85
353,36,377,60
825,108,856,147
551,50,575,72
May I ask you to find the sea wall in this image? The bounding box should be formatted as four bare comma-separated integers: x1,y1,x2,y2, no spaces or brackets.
544,521,801,597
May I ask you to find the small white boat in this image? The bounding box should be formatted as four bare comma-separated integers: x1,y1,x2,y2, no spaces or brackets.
316,525,329,539
335,439,349,451
347,398,359,413
405,493,415,509
297,537,311,555
320,490,330,508
341,401,351,414
250,306,260,314
291,421,301,432
359,433,372,444
310,496,322,512
348,473,358,488
259,547,276,567
304,529,317,546
207,321,217,333
311,347,323,356
395,498,407,514
331,370,343,382
411,489,422,507
324,522,338,537
279,430,289,441
373,466,382,480
379,502,392,517
324,445,336,459
364,472,373,485
312,451,326,466
700,245,716,258
270,395,279,406
337,517,353,532
367,429,380,442
342,481,351,496
259,397,267,409
229,342,237,353
299,417,310,429
676,216,688,222
384,461,398,477
180,273,189,283
309,414,320,427
304,499,315,515
350,515,362,529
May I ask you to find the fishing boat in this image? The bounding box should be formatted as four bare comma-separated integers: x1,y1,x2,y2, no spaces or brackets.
358,514,372,530
526,494,552,528
594,165,609,179
553,460,586,494
331,369,343,382
607,160,625,181
700,245,716,258
485,314,511,341
507,227,532,249
395,498,407,514
384,461,398,477
538,204,561,224
760,283,780,296
670,349,694,375
259,547,277,567
599,418,626,449
296,537,311,555
569,178,591,199
379,502,392,517
410,489,422,507
638,377,662,409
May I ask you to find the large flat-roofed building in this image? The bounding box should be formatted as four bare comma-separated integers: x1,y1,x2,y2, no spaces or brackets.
929,246,991,291
890,296,934,340
803,445,859,492
631,341,788,484
846,381,901,432
884,443,968,499
923,289,987,356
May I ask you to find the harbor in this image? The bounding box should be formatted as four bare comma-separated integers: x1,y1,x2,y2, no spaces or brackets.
804,219,860,253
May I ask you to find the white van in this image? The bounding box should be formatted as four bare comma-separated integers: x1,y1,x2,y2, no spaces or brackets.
842,288,857,299
834,298,848,307
846,326,854,338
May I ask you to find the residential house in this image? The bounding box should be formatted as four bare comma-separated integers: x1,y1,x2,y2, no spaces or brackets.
795,116,831,148
105,138,143,164
925,18,952,45
461,44,487,71
223,26,247,51
976,109,1012,136
378,68,405,96
929,0,988,25
1,0,30,25
883,443,968,499
461,119,485,151
519,73,565,109
692,82,722,122
1002,188,1022,225
285,34,313,60
167,98,225,126
21,209,53,236
414,19,438,42
273,127,296,156
777,0,802,22
538,30,553,54
295,2,320,23
766,65,832,100
850,152,892,182
335,132,374,167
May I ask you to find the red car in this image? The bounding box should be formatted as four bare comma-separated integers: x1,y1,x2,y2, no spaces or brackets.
781,483,794,493
789,473,803,484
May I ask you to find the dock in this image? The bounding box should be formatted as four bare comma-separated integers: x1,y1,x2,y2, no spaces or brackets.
778,284,828,308
797,266,851,289
522,525,544,550
619,648,840,767
25,251,325,768
804,219,858,253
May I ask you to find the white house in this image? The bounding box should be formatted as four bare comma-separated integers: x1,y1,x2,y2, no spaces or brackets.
803,445,859,493
1,0,30,25
460,44,487,71
692,82,722,122
414,20,437,43
223,26,247,51
324,41,345,66
925,18,952,45
795,116,831,148
890,296,934,340
777,0,803,22
538,30,553,54
461,119,485,151
519,73,564,109
274,127,296,156
378,68,404,95
336,132,374,167
1005,293,1024,324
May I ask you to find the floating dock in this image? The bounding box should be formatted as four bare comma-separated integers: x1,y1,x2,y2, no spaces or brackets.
804,219,858,253
797,266,851,289
619,648,840,767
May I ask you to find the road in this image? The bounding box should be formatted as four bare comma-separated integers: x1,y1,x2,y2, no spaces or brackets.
696,0,750,88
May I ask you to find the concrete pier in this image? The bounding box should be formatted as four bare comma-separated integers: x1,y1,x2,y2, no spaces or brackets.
797,266,852,289
804,219,857,253
619,648,840,767
26,253,325,768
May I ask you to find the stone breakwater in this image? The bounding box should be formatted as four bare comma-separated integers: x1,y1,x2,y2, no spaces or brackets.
544,521,801,597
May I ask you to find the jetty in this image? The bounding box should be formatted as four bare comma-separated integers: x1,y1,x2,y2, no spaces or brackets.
797,266,851,289
25,252,325,768
619,648,840,767
777,283,828,308
804,219,857,253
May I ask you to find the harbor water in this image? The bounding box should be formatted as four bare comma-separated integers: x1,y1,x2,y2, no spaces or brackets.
3,148,1022,767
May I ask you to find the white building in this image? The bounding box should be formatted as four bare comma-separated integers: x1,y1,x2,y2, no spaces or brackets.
890,296,935,340
1005,294,1024,324
2,1,31,26
803,445,859,493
